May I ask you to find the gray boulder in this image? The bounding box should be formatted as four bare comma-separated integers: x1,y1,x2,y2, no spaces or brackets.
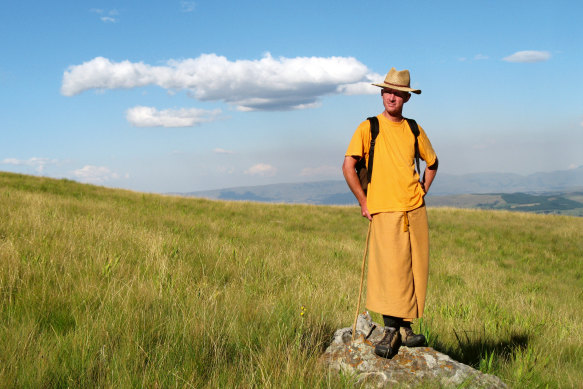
321,313,507,388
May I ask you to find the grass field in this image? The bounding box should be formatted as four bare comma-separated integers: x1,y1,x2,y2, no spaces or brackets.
1,171,582,388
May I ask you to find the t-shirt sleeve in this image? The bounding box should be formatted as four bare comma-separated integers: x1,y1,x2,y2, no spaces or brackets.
345,120,370,158
417,124,437,167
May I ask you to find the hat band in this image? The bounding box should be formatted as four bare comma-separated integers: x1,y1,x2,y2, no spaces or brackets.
383,81,411,89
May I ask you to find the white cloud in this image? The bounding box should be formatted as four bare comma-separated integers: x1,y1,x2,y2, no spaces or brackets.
216,166,235,174
71,165,121,184
244,163,277,176
91,8,118,23
459,54,488,62
126,106,221,127
61,53,377,111
299,165,339,177
180,1,196,12
213,148,234,154
1,157,59,173
472,141,497,150
502,51,551,63
337,73,381,95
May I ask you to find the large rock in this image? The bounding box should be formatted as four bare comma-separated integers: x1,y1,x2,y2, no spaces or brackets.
321,313,507,388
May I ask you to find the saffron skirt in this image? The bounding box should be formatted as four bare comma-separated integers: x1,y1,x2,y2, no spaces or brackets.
365,205,429,320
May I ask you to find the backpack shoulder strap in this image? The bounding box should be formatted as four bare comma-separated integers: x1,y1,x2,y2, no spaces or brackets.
366,116,379,184
405,118,421,179
405,118,420,137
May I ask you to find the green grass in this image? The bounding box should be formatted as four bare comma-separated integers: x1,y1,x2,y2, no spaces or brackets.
1,171,582,388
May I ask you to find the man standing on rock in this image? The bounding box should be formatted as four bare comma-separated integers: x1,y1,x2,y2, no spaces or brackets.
342,68,438,359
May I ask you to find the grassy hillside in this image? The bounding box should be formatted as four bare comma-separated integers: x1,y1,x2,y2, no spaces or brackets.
1,172,582,388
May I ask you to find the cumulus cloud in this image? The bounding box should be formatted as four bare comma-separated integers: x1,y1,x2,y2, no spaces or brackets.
126,106,221,127
336,72,381,95
213,148,234,154
216,166,235,174
299,165,339,177
2,157,59,173
61,53,377,111
458,54,489,62
244,163,277,176
502,51,551,63
90,8,119,23
471,139,497,150
71,165,122,184
180,1,196,12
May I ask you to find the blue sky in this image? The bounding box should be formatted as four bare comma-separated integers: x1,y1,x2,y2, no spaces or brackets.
1,0,581,193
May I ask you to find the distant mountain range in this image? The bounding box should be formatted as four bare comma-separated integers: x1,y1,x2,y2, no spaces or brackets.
428,166,583,195
179,167,583,208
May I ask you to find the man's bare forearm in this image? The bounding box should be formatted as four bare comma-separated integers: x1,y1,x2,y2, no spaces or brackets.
422,158,438,193
342,156,371,220
343,161,365,203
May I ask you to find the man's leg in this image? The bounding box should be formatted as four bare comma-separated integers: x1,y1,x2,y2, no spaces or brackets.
382,315,401,329
383,315,426,347
400,320,426,347
400,205,430,347
375,316,401,358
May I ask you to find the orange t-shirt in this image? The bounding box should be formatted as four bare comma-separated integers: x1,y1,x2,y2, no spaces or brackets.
345,114,437,214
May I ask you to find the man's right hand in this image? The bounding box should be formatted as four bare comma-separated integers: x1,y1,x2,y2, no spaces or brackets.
361,202,372,221
342,156,371,220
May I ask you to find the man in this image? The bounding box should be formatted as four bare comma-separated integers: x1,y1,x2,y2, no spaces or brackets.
342,67,438,359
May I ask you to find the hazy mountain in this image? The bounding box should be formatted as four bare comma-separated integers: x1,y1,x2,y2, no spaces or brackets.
183,181,354,205
430,166,583,195
179,167,583,206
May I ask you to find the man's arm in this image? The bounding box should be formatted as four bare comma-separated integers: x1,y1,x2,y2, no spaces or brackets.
342,156,372,221
422,158,438,194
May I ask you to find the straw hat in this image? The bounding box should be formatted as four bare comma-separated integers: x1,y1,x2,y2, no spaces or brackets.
372,67,421,94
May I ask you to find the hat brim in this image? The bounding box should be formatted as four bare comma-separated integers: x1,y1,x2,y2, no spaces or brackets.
372,83,421,94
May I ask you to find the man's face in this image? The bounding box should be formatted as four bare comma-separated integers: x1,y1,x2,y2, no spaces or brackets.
381,88,410,116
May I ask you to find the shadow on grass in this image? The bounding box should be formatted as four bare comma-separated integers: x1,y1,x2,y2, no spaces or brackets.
431,329,529,368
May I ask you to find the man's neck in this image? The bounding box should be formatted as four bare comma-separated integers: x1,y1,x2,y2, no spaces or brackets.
382,111,403,122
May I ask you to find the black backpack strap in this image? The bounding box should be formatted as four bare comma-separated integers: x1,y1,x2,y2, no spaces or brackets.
405,118,421,180
366,116,379,184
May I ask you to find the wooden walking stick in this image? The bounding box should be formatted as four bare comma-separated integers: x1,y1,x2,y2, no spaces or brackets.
352,221,372,342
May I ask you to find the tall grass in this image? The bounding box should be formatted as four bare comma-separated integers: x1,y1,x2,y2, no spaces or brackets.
424,208,583,387
1,172,582,388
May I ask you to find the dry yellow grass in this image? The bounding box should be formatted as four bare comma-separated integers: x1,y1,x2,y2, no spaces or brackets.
1,172,582,387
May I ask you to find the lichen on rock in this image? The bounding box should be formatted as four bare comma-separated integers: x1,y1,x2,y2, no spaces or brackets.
320,313,507,388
